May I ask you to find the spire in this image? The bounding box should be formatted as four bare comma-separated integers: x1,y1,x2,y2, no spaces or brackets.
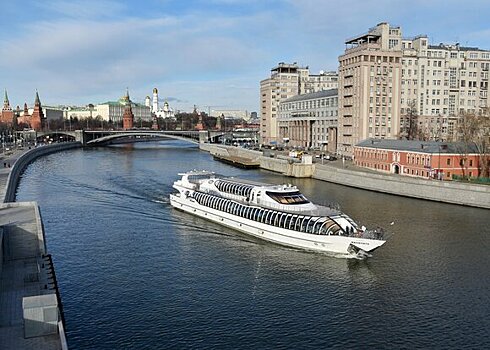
3,89,11,111
35,90,41,106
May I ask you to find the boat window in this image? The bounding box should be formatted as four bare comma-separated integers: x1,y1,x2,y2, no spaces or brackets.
294,216,304,231
245,207,251,219
284,214,293,229
270,212,278,226
312,218,325,234
306,217,320,233
289,215,298,230
263,210,270,224
300,217,311,232
265,191,310,205
278,213,286,227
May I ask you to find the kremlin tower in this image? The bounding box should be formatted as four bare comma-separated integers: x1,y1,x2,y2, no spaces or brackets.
30,91,44,131
1,90,14,125
122,89,134,130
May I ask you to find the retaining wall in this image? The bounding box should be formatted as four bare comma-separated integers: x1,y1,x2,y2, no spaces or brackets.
199,143,314,177
314,164,490,209
3,142,82,203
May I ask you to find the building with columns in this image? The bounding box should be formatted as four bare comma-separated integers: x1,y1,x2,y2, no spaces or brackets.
260,62,338,145
338,22,403,158
278,89,338,152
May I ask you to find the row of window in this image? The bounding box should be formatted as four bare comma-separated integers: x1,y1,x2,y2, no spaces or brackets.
214,180,253,198
192,192,343,236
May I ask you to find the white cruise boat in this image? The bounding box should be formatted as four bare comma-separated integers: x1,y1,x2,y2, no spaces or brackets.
170,170,386,258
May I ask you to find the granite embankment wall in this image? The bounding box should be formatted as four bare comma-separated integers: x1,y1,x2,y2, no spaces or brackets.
314,164,490,209
3,142,82,203
200,143,315,177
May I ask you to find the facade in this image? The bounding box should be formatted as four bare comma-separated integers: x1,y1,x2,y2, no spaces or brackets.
260,62,338,145
354,139,481,180
64,91,151,126
278,89,338,151
210,109,250,120
400,40,490,141
338,22,403,158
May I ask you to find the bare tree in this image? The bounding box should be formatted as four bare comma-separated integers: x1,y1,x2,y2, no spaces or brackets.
401,100,419,140
454,112,481,178
473,109,490,177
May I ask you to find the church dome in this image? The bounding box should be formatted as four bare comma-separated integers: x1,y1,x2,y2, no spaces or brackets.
153,88,158,94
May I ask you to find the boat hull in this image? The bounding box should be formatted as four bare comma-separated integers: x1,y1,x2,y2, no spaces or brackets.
170,193,385,256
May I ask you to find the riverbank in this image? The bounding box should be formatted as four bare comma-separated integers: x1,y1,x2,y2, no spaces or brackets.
199,143,490,209
0,143,79,350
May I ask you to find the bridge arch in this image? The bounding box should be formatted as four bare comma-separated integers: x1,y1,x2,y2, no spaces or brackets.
85,130,203,146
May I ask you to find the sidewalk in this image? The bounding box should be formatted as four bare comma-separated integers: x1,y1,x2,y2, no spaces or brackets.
0,148,28,202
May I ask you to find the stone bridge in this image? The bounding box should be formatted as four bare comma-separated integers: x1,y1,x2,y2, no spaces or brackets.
20,130,227,145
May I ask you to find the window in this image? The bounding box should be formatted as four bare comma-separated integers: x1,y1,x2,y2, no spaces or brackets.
266,191,310,205
446,158,451,166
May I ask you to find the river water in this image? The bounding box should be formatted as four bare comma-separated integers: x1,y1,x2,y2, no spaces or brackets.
16,141,490,349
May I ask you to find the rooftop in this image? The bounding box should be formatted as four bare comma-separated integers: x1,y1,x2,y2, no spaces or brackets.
282,89,338,103
428,44,488,52
356,139,479,154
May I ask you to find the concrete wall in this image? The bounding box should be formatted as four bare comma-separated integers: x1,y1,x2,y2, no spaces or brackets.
199,143,315,177
3,142,82,203
0,228,3,277
314,164,490,209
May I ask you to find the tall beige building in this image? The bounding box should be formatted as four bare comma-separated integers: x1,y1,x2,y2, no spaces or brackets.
338,23,403,157
400,39,490,140
260,62,338,145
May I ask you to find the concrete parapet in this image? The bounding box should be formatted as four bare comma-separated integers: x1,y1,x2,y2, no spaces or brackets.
23,294,59,338
314,164,490,209
259,156,315,177
3,142,82,203
199,143,315,177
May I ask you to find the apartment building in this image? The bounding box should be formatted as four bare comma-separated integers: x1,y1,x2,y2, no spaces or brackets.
278,89,338,152
400,39,490,140
260,62,338,145
339,22,490,157
338,22,403,158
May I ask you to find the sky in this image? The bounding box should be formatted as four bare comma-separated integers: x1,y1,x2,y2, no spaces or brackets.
1,0,490,113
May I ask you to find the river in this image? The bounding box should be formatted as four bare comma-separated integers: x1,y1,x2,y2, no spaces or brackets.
16,141,490,349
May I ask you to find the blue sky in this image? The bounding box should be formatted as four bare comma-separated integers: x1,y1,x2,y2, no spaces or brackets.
1,0,490,112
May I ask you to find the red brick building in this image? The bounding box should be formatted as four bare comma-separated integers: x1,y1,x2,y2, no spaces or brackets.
354,139,482,180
